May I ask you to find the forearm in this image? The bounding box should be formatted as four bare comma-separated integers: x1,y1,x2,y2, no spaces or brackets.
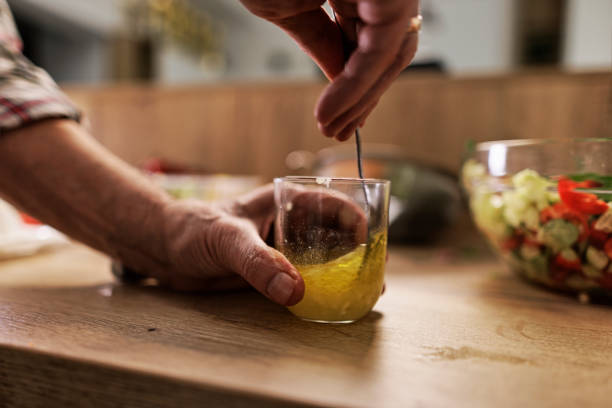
0,119,172,273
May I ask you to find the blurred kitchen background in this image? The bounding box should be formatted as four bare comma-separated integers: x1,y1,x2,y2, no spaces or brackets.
8,0,612,83
4,0,611,244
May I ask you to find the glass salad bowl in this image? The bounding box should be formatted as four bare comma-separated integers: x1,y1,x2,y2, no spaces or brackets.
462,139,612,302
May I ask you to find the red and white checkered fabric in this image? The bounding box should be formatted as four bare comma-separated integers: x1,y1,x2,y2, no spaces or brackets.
0,0,80,134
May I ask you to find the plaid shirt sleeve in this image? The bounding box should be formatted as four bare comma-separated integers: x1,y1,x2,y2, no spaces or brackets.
0,0,81,134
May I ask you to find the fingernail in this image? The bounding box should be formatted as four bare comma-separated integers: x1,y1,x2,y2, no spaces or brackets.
266,273,296,305
318,122,333,138
337,133,350,142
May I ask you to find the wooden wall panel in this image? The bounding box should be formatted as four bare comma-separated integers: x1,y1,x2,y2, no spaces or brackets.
65,71,611,180
500,73,611,141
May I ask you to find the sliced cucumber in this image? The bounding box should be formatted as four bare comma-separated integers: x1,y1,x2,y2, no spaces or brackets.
537,219,579,253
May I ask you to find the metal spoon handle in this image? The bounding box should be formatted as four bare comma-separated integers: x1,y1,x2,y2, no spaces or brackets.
355,128,370,211
355,128,365,179
331,10,373,275
330,10,370,206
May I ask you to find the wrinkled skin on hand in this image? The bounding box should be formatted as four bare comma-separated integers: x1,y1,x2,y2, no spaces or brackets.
127,185,367,306
239,0,420,141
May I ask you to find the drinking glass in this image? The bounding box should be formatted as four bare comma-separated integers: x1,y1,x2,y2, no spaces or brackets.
274,177,390,323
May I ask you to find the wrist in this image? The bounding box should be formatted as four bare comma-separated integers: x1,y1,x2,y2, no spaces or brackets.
111,195,174,278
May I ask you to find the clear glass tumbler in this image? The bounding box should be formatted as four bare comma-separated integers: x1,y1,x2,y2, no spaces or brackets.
274,177,391,323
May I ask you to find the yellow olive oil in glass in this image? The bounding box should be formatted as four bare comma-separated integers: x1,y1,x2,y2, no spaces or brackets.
274,177,390,323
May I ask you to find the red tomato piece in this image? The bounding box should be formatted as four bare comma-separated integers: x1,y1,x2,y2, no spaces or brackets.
604,238,612,260
553,253,581,271
598,273,612,290
550,264,571,283
523,235,541,248
501,235,522,251
589,224,609,248
540,206,558,224
540,202,569,223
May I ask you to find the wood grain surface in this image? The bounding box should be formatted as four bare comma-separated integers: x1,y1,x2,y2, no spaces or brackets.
1,238,612,408
65,71,612,180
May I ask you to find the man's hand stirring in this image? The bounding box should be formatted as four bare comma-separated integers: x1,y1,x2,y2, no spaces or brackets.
239,0,421,141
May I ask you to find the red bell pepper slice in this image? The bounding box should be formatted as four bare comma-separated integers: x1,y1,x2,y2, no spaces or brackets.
558,178,609,215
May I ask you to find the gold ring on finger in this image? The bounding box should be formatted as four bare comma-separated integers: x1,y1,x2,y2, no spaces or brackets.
407,15,423,34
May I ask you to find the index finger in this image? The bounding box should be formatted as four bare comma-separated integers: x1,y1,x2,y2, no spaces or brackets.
272,8,346,80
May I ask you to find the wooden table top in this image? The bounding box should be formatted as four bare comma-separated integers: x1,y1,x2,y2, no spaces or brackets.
1,239,612,408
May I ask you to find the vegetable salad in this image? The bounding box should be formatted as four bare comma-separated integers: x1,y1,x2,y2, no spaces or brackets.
463,160,612,293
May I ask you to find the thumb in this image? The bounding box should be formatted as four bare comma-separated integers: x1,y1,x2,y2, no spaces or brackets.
221,220,304,306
